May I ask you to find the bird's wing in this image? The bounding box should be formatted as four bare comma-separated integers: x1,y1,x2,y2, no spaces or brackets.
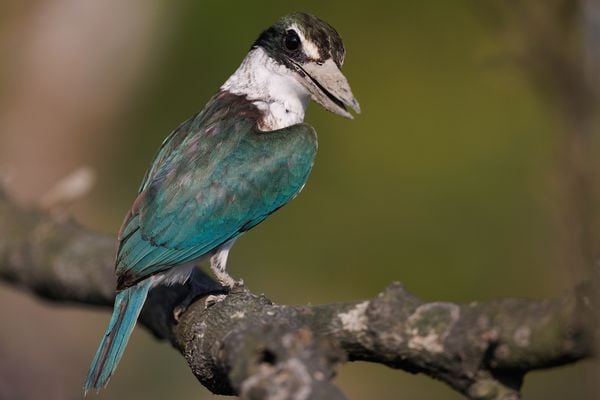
114,106,317,289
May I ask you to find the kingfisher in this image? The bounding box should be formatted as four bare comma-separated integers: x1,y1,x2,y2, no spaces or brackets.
84,12,359,392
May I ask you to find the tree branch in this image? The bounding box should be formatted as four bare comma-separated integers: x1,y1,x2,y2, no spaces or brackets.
0,189,596,400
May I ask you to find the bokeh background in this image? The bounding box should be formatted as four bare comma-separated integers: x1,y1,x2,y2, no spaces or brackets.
1,1,599,399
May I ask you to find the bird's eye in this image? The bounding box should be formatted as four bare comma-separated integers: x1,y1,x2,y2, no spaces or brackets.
284,30,301,51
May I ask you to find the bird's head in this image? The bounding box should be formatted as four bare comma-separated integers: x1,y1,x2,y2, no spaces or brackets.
252,13,360,119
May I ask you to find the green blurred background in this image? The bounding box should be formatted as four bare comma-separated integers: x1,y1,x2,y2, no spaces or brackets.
0,1,598,399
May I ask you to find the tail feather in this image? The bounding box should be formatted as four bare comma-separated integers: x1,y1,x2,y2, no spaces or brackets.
84,280,152,394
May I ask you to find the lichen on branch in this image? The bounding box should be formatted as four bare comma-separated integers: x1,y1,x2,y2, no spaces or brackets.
0,189,597,400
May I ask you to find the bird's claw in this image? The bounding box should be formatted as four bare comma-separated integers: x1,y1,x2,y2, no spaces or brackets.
173,304,187,322
231,278,244,289
205,294,227,308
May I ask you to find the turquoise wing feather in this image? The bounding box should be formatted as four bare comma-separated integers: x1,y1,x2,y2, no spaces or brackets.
115,93,317,289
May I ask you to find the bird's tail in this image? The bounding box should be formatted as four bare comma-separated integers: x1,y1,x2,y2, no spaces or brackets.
84,280,152,394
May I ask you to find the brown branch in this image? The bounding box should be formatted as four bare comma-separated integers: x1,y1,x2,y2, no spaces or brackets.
0,189,597,400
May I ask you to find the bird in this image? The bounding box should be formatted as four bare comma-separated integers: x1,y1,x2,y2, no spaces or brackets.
84,12,359,393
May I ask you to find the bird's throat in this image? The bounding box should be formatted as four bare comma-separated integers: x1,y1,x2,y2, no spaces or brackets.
221,48,309,131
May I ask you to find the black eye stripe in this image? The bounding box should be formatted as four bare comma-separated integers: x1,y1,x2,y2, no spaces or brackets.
284,29,301,51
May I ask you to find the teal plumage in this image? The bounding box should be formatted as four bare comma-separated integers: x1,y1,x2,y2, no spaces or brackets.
84,12,359,393
116,92,317,288
84,91,317,392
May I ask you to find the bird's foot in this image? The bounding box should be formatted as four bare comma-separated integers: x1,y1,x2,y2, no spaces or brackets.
229,278,245,289
209,242,244,290
174,289,204,322
214,269,244,290
173,303,188,322
173,269,225,322
204,294,228,308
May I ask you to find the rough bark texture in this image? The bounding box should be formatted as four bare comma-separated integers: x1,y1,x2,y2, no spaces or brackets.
0,190,597,400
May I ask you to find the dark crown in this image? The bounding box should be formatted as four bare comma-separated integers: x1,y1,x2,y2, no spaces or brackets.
252,12,346,68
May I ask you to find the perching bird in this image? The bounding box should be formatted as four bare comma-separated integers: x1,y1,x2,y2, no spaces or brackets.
84,12,359,392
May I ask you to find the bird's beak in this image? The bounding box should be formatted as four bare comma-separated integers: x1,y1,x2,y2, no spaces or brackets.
293,59,360,119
